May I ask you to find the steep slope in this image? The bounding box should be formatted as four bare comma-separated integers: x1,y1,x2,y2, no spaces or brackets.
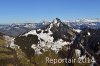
48,18,76,42
14,18,76,54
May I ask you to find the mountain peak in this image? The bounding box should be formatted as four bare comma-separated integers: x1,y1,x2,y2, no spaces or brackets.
48,18,69,29
52,18,61,24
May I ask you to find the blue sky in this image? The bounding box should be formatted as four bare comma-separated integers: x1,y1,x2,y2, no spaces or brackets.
0,0,100,24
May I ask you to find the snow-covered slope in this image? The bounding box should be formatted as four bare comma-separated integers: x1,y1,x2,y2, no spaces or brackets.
14,18,76,54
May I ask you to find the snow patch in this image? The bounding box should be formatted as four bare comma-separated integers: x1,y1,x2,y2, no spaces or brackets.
73,29,81,33
88,32,91,36
4,36,18,49
57,22,60,27
24,30,37,36
53,19,57,24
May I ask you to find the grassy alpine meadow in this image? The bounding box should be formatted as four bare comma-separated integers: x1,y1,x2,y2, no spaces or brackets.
0,39,6,46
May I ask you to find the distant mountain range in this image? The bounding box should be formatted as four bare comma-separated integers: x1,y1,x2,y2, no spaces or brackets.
0,23,45,37
0,18,100,37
